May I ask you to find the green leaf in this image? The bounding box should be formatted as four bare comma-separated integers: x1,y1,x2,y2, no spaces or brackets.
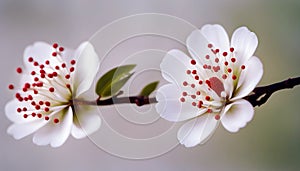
139,81,159,96
95,65,136,97
101,73,134,97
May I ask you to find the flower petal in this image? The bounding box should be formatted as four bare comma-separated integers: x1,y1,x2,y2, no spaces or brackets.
23,42,73,72
160,49,194,84
200,24,230,52
231,27,258,64
71,105,101,139
221,99,254,132
186,29,212,65
232,56,263,100
72,42,100,97
156,84,205,122
177,114,219,147
32,107,73,147
23,42,53,66
7,120,47,140
5,100,34,123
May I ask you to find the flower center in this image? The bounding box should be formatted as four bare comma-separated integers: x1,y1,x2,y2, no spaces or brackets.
179,43,247,120
8,43,77,124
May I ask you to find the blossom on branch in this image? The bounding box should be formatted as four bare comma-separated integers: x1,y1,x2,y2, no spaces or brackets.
156,24,263,147
6,41,101,147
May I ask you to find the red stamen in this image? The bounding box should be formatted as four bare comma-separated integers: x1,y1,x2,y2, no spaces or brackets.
28,57,34,62
205,96,210,101
45,101,51,106
54,118,59,123
44,107,49,112
8,84,14,90
70,60,76,65
16,67,22,74
222,74,227,79
53,43,58,48
45,116,49,121
39,101,44,105
49,87,55,92
52,52,57,57
191,60,196,65
70,67,75,72
35,105,40,110
215,114,220,120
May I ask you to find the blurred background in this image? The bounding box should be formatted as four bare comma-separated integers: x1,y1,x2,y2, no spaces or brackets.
1,0,300,170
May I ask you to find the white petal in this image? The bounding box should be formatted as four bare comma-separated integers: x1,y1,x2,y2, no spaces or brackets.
200,24,230,52
33,107,73,147
186,29,212,65
160,49,194,84
232,56,263,100
71,105,101,139
5,100,31,123
231,27,258,63
23,42,53,66
156,84,204,122
23,42,73,71
72,42,100,97
7,120,47,140
221,99,254,132
177,114,219,147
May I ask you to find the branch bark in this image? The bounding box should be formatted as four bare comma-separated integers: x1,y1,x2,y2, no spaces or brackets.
74,77,300,107
244,77,300,107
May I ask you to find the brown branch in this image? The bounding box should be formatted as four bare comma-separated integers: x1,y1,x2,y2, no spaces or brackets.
244,76,300,107
74,77,300,107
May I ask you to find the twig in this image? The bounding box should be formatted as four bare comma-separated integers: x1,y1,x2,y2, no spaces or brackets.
244,77,300,107
73,77,300,107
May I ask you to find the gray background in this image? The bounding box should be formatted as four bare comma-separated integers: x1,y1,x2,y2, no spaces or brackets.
1,0,300,170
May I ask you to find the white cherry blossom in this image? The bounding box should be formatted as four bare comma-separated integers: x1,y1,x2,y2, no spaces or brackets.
156,24,263,147
6,41,101,147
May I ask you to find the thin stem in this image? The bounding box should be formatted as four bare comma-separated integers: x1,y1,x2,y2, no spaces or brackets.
244,76,300,107
73,77,300,107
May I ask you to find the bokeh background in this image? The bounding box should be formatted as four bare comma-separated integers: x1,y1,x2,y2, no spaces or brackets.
1,0,300,170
